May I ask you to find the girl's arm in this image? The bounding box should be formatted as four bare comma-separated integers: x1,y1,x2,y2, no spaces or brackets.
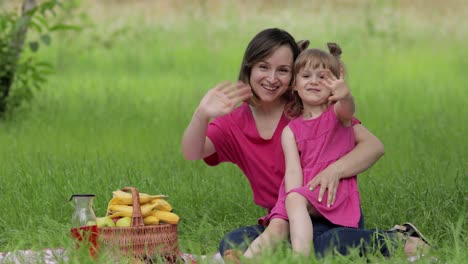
334,94,355,125
308,124,384,207
282,126,303,192
181,81,252,160
320,68,355,124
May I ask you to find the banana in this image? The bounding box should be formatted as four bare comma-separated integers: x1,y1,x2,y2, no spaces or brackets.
111,190,168,205
150,198,173,212
143,215,160,225
108,202,158,217
107,211,131,218
150,210,179,224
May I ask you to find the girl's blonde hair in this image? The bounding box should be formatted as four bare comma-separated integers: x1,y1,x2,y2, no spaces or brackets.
285,43,345,119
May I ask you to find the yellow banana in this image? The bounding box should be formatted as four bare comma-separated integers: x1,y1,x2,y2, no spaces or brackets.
108,203,158,217
111,190,168,205
108,211,131,218
150,198,173,212
143,215,160,225
150,210,179,224
109,195,152,205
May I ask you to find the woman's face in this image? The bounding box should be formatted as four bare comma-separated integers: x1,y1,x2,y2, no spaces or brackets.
249,45,293,104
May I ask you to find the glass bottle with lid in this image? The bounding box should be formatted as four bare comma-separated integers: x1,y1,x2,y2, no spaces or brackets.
70,194,97,227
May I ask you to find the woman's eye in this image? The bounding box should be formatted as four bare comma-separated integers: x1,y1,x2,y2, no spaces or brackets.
259,65,268,69
279,68,289,73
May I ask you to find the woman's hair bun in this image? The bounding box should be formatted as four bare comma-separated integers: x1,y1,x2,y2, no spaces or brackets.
297,40,310,52
327,42,342,57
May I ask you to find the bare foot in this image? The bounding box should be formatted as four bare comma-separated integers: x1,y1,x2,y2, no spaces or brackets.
392,227,430,257
403,235,430,257
224,249,242,264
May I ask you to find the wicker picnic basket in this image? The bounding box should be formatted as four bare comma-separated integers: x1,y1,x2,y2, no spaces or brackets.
98,187,179,261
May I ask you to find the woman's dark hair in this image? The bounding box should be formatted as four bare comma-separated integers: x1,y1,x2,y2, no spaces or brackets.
238,28,303,105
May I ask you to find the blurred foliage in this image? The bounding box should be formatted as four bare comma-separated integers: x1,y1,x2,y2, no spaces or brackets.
0,0,83,118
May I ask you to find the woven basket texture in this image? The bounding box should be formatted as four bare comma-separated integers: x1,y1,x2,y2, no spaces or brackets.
99,187,179,260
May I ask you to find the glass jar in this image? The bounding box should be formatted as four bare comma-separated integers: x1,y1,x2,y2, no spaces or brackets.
70,194,97,227
69,194,98,257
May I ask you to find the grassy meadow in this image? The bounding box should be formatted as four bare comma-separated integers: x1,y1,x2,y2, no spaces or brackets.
0,0,467,263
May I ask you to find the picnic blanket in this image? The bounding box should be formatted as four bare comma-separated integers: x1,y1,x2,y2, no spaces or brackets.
0,249,224,264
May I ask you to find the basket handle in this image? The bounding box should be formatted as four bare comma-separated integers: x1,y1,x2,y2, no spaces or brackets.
121,187,144,227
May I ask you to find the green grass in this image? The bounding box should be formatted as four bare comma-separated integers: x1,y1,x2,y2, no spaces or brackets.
0,1,467,263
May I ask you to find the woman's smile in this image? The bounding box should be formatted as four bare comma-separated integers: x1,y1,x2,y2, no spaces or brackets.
261,83,280,91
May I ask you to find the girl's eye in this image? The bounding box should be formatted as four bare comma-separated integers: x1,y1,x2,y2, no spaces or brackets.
259,65,268,69
302,75,310,78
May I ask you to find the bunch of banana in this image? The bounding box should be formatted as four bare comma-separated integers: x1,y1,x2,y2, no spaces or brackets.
105,189,180,226
110,190,168,205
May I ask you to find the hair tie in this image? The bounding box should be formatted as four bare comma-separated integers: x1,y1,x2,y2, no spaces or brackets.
327,42,342,57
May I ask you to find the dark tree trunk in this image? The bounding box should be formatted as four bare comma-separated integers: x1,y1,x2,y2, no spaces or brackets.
0,0,36,115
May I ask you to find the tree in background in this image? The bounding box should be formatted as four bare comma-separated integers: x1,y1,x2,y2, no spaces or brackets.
0,0,81,118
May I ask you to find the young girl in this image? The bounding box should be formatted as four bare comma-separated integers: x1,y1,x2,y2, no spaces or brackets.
244,43,362,257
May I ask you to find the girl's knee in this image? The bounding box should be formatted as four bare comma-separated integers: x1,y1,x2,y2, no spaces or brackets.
267,219,289,238
286,192,307,205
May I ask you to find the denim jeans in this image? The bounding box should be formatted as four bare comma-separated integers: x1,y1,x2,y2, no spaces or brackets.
218,212,396,258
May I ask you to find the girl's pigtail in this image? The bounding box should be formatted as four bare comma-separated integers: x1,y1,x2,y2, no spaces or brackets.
297,40,310,52
327,42,342,57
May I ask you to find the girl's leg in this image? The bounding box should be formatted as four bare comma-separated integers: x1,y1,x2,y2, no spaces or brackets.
286,192,318,257
243,219,289,258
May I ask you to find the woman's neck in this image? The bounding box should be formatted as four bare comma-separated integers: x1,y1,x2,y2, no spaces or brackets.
249,100,286,140
250,99,286,117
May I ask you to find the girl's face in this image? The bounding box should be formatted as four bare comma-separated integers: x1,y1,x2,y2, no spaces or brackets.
249,45,293,104
294,65,331,106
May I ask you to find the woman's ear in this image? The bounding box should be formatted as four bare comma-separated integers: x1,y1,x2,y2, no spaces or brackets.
297,40,310,52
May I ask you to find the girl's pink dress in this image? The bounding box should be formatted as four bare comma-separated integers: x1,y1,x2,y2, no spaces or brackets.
262,106,361,228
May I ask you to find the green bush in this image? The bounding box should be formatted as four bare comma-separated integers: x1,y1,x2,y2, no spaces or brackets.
0,0,81,117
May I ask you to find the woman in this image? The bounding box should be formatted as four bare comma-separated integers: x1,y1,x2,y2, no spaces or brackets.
181,28,430,260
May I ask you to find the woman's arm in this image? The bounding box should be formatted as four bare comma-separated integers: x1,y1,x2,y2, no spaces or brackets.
308,124,384,207
181,81,252,160
326,124,384,178
181,107,215,160
282,126,303,192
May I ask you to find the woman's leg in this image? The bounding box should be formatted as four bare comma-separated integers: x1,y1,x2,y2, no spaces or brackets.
313,224,396,258
218,225,265,255
243,219,289,258
313,223,430,259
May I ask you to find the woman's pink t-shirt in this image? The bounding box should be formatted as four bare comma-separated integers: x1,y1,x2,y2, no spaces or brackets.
204,103,289,211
